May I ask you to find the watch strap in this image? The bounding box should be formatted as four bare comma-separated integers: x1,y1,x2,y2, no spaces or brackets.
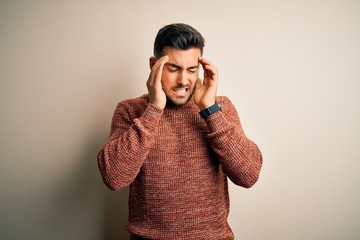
199,102,222,119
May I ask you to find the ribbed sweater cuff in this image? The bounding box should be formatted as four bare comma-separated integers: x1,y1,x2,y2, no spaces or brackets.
139,103,163,133
204,111,226,133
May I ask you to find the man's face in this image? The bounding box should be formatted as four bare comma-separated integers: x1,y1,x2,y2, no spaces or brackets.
159,47,201,106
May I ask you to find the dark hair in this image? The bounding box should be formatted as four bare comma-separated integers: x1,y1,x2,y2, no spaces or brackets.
153,23,205,58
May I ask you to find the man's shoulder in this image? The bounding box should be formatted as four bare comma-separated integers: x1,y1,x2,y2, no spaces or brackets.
114,94,150,115
118,94,149,107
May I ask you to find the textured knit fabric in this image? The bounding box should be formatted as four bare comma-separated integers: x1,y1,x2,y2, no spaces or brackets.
97,94,262,240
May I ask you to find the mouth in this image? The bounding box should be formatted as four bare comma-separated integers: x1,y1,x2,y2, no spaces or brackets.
172,87,189,97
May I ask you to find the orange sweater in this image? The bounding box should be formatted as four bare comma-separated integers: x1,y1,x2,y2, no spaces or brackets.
97,94,262,239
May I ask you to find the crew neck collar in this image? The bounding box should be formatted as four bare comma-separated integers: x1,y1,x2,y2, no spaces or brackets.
164,98,198,110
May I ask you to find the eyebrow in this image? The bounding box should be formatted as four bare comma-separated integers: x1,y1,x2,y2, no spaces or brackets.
165,62,199,70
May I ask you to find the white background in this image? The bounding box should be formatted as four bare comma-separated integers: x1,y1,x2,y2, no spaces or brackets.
1,1,359,239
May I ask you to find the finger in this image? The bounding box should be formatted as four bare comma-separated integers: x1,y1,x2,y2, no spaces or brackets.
204,64,217,77
199,57,217,73
155,56,169,84
148,56,169,85
199,57,217,78
152,55,169,70
199,56,215,66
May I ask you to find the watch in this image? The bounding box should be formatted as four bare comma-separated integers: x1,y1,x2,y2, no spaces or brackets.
199,102,222,119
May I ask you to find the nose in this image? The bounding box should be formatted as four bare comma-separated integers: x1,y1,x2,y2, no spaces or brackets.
177,70,188,85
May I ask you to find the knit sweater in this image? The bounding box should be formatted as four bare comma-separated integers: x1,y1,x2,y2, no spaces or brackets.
97,94,262,240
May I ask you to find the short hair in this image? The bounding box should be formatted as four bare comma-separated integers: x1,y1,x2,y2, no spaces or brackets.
153,23,205,59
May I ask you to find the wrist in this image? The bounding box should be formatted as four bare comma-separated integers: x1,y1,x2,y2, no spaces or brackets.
149,96,166,109
199,101,222,119
198,101,216,110
152,102,165,109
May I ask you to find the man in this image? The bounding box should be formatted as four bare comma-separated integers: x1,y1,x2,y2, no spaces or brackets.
97,23,262,239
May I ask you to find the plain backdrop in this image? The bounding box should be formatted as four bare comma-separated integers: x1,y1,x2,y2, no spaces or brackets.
1,0,359,239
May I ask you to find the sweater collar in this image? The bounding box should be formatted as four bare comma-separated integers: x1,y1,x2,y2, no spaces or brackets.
164,98,198,110
144,94,198,111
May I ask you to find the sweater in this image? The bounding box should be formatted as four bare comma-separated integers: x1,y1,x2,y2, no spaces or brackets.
97,94,262,240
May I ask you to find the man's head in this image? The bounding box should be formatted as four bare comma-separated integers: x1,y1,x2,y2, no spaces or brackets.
153,23,205,59
150,23,205,106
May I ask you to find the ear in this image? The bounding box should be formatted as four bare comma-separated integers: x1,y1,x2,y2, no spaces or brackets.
149,57,156,70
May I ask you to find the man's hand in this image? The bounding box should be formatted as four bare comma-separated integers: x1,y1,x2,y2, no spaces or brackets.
146,56,169,109
193,57,218,110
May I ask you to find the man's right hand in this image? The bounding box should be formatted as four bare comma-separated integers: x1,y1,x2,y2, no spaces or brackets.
146,55,169,109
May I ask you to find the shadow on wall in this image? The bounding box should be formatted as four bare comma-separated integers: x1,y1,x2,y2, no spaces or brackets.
96,53,144,239
45,129,131,240
97,61,142,239
48,59,137,238
74,131,131,239
102,187,130,240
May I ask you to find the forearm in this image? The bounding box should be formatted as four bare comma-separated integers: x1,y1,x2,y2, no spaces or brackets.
205,101,262,188
98,103,163,190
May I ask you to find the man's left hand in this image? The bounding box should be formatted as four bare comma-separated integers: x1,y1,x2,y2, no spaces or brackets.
193,57,218,110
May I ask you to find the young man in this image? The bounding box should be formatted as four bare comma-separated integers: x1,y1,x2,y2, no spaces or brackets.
97,23,262,239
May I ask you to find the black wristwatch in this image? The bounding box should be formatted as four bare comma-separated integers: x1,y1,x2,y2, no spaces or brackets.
199,102,222,119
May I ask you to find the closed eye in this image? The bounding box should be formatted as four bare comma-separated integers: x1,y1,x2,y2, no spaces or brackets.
165,63,198,73
168,67,179,72
188,67,198,73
